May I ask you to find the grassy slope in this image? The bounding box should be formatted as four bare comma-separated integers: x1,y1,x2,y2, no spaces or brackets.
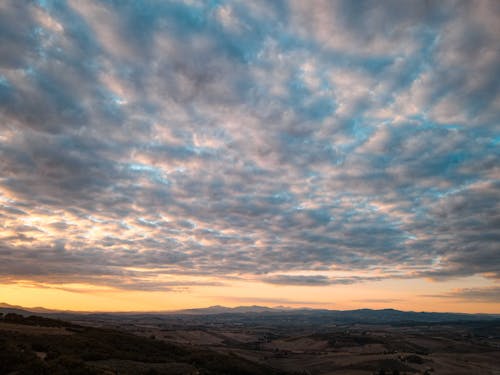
0,313,288,375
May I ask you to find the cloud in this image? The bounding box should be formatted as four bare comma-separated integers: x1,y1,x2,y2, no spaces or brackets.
0,0,498,290
424,286,500,303
263,274,382,286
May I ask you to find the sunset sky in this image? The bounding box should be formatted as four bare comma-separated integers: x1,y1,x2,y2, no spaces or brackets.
0,0,499,313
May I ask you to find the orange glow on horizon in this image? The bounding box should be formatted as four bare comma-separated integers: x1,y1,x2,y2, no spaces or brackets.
1,276,499,314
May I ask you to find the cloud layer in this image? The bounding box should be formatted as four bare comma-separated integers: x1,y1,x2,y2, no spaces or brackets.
0,0,499,291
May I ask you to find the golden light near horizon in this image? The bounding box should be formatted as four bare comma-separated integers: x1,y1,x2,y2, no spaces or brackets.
1,275,499,314
0,0,499,314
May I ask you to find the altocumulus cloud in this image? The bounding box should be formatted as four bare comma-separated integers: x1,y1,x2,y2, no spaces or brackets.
0,0,499,291
424,286,500,303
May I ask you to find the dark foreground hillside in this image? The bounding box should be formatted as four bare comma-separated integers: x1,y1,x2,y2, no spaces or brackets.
0,313,285,375
2,310,500,374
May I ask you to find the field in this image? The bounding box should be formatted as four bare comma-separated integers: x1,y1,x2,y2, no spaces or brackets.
1,309,500,374
125,320,500,374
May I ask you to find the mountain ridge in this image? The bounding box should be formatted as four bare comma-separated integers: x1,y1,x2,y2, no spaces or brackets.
2,302,499,322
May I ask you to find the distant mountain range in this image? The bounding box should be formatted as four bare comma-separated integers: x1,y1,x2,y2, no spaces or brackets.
171,305,500,323
174,304,296,314
0,302,83,314
0,302,60,314
0,302,299,315
0,302,287,315
1,302,499,323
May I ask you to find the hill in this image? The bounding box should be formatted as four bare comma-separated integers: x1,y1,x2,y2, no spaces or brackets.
2,302,498,324
0,312,286,375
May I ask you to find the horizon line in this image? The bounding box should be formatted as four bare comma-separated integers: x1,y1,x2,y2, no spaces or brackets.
1,302,498,316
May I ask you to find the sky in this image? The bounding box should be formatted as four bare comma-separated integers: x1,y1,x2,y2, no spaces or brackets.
0,0,499,313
